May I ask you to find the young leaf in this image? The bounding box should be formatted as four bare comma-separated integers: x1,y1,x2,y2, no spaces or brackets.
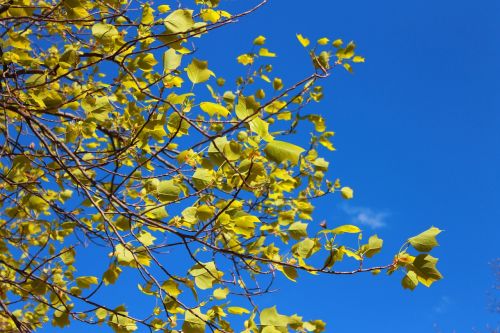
408,227,442,252
340,187,354,199
186,59,215,84
296,34,310,47
200,102,229,117
264,140,305,165
164,9,195,33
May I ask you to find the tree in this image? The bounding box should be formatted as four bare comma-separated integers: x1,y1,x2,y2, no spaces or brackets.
0,0,443,332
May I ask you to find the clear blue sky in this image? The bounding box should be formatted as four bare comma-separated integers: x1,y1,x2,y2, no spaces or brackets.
195,0,499,332
44,0,499,332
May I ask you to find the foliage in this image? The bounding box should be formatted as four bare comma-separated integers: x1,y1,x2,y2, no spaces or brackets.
0,0,442,332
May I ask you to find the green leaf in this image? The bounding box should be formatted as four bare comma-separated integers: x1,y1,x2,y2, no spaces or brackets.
408,227,442,252
164,9,195,33
264,140,305,165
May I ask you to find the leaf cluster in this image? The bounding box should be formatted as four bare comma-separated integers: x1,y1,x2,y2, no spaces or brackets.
0,0,442,332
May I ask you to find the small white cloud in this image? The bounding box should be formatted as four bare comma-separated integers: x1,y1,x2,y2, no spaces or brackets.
340,204,389,229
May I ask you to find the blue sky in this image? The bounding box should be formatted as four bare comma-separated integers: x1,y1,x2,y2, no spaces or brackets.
192,0,499,332
42,0,499,332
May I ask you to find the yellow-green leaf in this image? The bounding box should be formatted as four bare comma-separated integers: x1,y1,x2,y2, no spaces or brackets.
408,227,442,252
227,306,250,315
141,4,155,25
157,180,180,202
200,102,229,117
353,55,365,63
158,5,170,13
91,23,118,40
182,309,206,333
163,49,182,72
264,140,305,165
76,276,98,289
317,37,329,45
213,287,229,300
340,186,354,199
164,9,195,33
402,271,419,290
296,34,310,47
186,58,215,84
259,48,276,57
253,35,266,45
324,224,361,235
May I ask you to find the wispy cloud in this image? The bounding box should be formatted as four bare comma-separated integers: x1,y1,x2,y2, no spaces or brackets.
340,204,390,229
433,296,452,314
